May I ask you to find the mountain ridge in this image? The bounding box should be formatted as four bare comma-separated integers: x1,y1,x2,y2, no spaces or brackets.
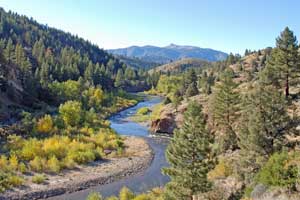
108,44,228,63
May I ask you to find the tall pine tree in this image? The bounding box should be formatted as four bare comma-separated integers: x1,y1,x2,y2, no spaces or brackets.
238,83,290,181
210,69,240,151
4,38,14,64
261,27,299,97
183,69,199,97
163,101,214,200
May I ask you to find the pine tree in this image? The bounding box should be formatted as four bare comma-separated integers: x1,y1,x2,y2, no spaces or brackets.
261,27,299,97
93,63,102,85
115,68,124,88
211,69,240,151
84,61,94,84
39,62,50,88
14,43,26,66
183,69,199,97
239,84,289,154
227,53,236,65
32,39,45,64
163,101,214,200
238,84,290,180
4,38,14,64
0,47,6,64
22,58,34,92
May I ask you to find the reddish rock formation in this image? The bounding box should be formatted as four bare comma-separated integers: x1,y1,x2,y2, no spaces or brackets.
150,113,176,134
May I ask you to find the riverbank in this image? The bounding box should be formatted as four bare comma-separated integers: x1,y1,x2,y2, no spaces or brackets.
0,136,153,200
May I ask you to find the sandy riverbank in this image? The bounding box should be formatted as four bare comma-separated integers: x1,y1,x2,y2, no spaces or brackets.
0,136,153,200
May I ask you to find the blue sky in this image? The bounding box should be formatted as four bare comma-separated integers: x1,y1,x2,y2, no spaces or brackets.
1,0,300,54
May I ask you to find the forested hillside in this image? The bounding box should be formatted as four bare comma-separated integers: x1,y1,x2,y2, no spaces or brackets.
149,58,211,74
112,54,160,70
139,27,300,200
0,7,156,194
0,8,158,120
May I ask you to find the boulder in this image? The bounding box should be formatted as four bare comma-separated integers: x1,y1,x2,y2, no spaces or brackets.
251,184,268,199
150,114,176,134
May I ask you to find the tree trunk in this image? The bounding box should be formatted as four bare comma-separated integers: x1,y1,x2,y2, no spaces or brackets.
285,72,289,97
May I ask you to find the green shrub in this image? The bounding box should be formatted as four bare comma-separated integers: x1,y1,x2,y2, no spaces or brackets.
59,100,82,127
163,97,171,105
256,151,298,189
136,107,150,115
243,186,254,198
32,174,46,184
0,172,11,193
69,150,95,164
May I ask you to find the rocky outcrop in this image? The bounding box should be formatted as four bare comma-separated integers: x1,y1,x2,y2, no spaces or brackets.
250,185,300,200
150,94,207,135
151,113,176,134
193,177,243,200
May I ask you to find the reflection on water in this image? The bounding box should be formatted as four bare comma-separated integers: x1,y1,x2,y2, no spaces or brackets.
49,95,170,200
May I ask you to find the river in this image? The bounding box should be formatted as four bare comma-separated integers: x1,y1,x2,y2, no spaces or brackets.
50,95,170,199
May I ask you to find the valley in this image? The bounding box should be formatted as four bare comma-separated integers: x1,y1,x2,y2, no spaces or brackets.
1,2,300,200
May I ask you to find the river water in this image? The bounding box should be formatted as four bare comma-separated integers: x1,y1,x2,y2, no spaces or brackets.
51,95,170,199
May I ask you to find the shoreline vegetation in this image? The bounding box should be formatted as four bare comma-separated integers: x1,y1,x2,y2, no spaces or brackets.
0,93,145,198
0,136,154,200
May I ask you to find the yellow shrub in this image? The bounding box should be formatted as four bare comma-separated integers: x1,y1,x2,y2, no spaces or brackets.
9,154,19,171
208,159,233,180
20,139,43,160
62,156,76,169
42,137,68,159
18,162,27,173
29,157,45,172
32,174,46,184
8,175,24,187
132,194,151,200
119,186,135,200
0,155,8,171
47,156,61,173
36,114,54,134
7,135,24,151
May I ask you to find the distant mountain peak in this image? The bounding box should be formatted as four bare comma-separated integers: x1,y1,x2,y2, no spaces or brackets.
108,44,228,63
167,43,178,47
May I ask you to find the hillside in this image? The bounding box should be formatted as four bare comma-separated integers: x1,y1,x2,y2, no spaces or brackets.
149,58,211,74
147,32,300,199
108,43,228,63
113,54,160,70
0,8,153,120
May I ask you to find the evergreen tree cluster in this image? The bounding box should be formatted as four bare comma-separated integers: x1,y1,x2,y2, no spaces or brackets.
0,8,151,104
163,27,300,199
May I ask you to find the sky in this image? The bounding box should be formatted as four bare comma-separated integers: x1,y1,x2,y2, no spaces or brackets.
1,0,300,54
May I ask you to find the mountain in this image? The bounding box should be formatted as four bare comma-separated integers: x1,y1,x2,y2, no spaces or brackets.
149,58,211,74
108,43,228,63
